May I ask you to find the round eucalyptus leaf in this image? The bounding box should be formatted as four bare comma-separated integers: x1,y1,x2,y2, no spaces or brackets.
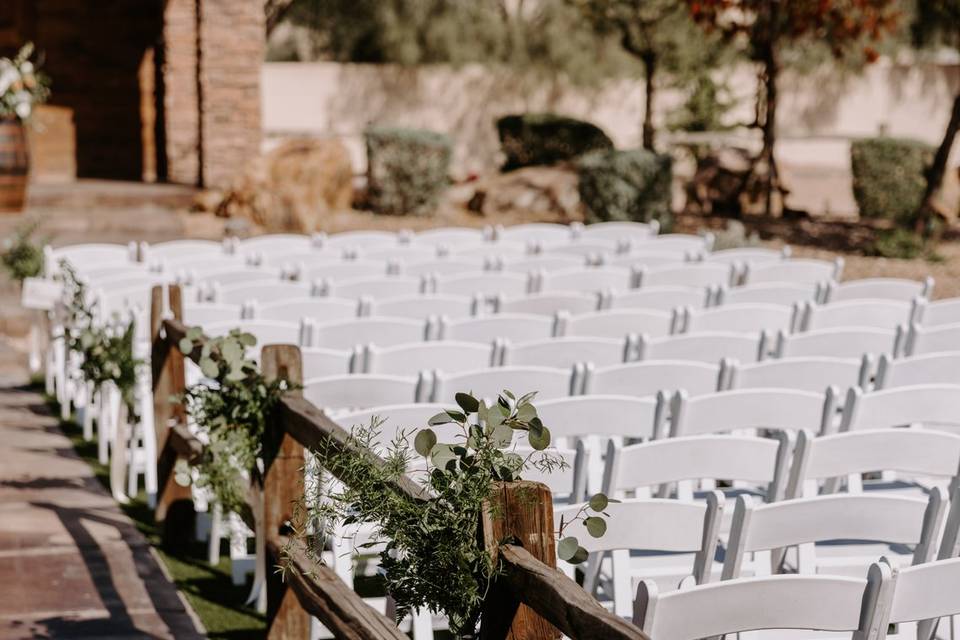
178,337,194,354
491,422,513,448
199,357,219,378
186,326,203,340
557,536,579,561
173,459,192,487
414,429,437,457
226,367,246,382
584,516,607,538
528,424,551,451
431,444,457,470
589,493,609,512
455,392,479,413
428,412,453,426
221,340,242,364
516,403,537,422
570,546,589,564
238,332,257,346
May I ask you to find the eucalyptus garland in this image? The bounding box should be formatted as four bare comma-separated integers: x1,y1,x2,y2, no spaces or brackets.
178,328,294,516
296,390,613,636
1,220,44,283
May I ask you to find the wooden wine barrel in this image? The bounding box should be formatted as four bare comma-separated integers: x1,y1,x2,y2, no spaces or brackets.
0,118,29,213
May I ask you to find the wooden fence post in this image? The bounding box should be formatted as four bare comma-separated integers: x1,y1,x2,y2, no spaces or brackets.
481,481,561,640
261,344,311,640
151,284,192,542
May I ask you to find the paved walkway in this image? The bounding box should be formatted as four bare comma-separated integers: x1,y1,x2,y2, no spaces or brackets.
0,386,202,639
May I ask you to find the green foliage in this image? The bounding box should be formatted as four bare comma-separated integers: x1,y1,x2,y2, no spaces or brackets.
297,390,612,635
667,74,737,133
496,113,614,171
867,227,926,260
577,148,673,230
912,0,960,51
365,127,452,216
712,220,761,251
1,220,44,282
850,137,934,224
178,329,294,515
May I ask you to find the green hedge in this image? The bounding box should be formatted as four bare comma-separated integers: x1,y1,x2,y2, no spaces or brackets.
577,148,673,230
850,137,934,224
496,113,614,171
365,127,452,216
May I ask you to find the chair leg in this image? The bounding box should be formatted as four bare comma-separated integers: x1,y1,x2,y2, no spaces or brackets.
208,503,223,565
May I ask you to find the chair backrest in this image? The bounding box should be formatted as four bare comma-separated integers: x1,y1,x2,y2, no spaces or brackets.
438,313,554,344
881,557,960,637
875,352,960,389
303,374,421,411
681,303,797,335
775,327,897,360
576,220,659,243
333,402,452,445
914,297,960,327
301,346,355,378
637,263,734,289
537,394,661,441
715,281,819,307
743,257,843,285
839,384,960,433
497,291,599,317
182,303,243,327
607,285,711,312
500,336,628,369
434,271,531,297
263,250,344,271
364,341,494,375
396,259,480,278
304,260,388,283
252,297,358,323
451,241,529,261
638,331,764,364
323,275,424,301
801,299,915,332
541,240,619,260
583,360,723,397
603,434,789,499
903,322,960,357
497,255,584,274
239,233,314,255
145,239,226,261
722,492,945,580
495,222,571,244
706,247,788,265
671,388,833,437
202,269,282,289
633,233,713,255
786,428,960,499
47,243,137,272
369,294,477,320
321,230,401,249
413,226,487,246
309,317,427,350
429,366,574,403
824,277,933,303
559,308,674,339
539,267,632,294
202,320,303,346
604,250,688,271
360,245,442,263
216,280,306,305
727,356,867,393
634,573,872,640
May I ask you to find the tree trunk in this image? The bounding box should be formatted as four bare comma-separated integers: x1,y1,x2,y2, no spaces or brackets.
917,91,960,235
760,42,780,217
642,53,657,151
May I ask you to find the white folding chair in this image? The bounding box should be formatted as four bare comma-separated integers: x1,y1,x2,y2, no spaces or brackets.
722,491,944,580
428,366,575,403
144,239,227,262
308,317,427,350
634,573,876,640
538,267,633,294
824,277,933,303
182,303,244,327
301,347,355,378
726,356,868,393
251,297,358,323
744,257,844,286
801,299,917,332
303,260,388,283
603,250,688,271
901,322,960,357
541,239,620,261
557,495,724,616
413,226,487,246
239,233,314,256
575,220,659,244
303,374,421,412
775,327,898,360
875,352,960,389
450,241,529,262
670,388,834,438
368,294,478,320
632,232,714,255
433,271,531,297
395,259,480,278
839,384,960,434
45,243,137,273
913,297,960,327
679,303,797,335
606,285,711,312
500,336,629,369
495,255,584,274
706,246,790,265
201,320,303,347
714,281,820,307
363,341,495,375
637,331,764,364
437,313,554,344
214,280,304,306
200,269,283,289
538,395,661,444
636,262,735,289
558,308,674,339
868,557,960,640
582,360,723,397
320,230,402,249
320,276,425,301
359,245,442,263
496,291,599,317
495,222,571,244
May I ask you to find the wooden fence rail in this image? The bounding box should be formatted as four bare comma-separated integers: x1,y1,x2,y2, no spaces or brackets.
149,284,650,640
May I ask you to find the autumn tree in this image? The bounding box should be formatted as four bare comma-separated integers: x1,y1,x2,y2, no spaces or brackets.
686,0,900,216
913,0,960,234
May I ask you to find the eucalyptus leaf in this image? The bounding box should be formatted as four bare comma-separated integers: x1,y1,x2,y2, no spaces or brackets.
414,429,437,456
516,403,537,422
589,493,609,512
186,326,203,340
584,516,607,538
491,422,513,448
428,412,453,426
221,340,242,364
200,357,219,378
430,444,457,470
178,337,194,354
528,424,551,450
557,536,579,561
570,546,589,564
238,332,257,346
455,392,479,413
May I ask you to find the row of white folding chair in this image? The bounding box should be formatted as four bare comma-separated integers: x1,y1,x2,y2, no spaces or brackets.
875,352,960,389
898,322,960,357
914,296,960,327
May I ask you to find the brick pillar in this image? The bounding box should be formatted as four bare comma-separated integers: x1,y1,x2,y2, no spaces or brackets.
162,0,201,186
197,0,263,189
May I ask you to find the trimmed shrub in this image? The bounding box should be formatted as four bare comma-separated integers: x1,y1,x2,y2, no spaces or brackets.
496,113,614,171
850,137,934,224
365,127,452,216
577,148,673,230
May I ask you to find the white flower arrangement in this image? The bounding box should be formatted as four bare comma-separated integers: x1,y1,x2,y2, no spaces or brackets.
0,43,49,121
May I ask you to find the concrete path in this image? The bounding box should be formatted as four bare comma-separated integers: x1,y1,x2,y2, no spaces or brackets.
0,386,202,639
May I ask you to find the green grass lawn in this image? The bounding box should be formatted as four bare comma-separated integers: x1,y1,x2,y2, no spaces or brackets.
56,400,266,639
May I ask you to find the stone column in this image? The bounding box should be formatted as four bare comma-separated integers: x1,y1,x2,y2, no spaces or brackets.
162,0,201,186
